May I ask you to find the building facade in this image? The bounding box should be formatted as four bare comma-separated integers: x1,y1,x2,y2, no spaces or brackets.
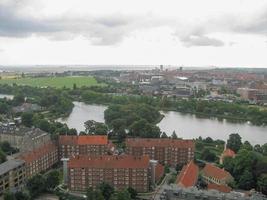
0,159,26,196
18,142,58,177
125,138,195,166
0,127,51,152
59,135,109,158
67,155,162,193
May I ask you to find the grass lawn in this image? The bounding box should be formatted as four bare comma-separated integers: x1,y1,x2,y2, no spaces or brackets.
0,76,105,89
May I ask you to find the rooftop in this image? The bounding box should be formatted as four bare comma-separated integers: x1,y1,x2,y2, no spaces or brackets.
126,138,194,148
176,160,199,188
222,149,236,158
202,164,233,180
68,155,150,169
208,183,232,193
0,159,25,176
18,142,57,163
59,135,108,145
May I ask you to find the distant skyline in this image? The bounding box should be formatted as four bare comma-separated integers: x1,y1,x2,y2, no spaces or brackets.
1,0,267,67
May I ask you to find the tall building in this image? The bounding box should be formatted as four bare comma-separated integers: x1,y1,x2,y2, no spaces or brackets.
0,159,26,195
59,135,110,158
18,142,58,177
67,155,163,192
125,138,195,166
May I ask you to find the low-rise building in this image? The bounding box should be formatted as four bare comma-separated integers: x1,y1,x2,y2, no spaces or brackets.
202,164,234,186
67,155,161,192
125,138,195,167
0,127,51,152
0,159,26,196
176,160,199,188
220,148,236,165
18,142,58,177
59,135,109,158
12,103,42,113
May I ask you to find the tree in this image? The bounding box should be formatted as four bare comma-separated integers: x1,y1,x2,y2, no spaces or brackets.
84,120,108,135
254,144,263,153
13,93,25,106
45,170,60,190
37,119,51,132
242,141,253,151
0,141,15,154
116,190,131,200
3,192,15,200
27,174,46,198
171,131,178,139
14,191,30,200
200,149,216,162
263,143,267,156
98,182,114,200
238,170,254,190
257,174,267,195
0,102,9,114
21,112,34,127
227,133,242,153
0,149,7,164
73,83,77,90
86,187,95,200
161,132,168,138
127,187,137,199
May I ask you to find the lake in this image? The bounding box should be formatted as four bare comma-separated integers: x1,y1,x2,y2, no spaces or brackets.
58,102,267,145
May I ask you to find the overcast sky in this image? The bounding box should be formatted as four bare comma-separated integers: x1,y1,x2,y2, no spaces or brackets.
1,0,267,67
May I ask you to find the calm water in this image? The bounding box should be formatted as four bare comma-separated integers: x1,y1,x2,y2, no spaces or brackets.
58,102,267,145
57,102,107,133
0,94,14,100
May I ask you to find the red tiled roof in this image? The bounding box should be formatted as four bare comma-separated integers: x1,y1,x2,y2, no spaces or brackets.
208,183,232,193
19,142,57,163
176,160,199,188
59,135,108,145
202,164,232,180
222,149,235,158
126,138,194,148
68,155,150,169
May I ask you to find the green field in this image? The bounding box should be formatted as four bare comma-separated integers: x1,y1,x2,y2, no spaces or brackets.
0,76,104,89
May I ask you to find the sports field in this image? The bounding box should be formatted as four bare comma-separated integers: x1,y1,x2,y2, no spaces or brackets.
0,76,104,89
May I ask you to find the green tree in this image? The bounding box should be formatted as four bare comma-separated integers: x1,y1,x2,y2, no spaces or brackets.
227,133,242,153
0,141,15,154
21,112,34,127
161,132,168,138
14,191,30,200
200,149,216,162
127,187,137,199
112,190,131,200
84,120,108,135
98,182,114,200
27,174,46,198
171,131,178,139
257,174,267,195
254,144,263,153
86,187,95,200
45,170,60,190
242,141,253,151
238,170,254,190
0,149,7,164
0,102,9,114
3,192,15,200
13,93,25,106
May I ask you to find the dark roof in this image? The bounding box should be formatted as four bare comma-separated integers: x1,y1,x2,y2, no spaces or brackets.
0,159,25,176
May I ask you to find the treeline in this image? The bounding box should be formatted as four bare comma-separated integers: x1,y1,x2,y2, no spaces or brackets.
0,84,73,117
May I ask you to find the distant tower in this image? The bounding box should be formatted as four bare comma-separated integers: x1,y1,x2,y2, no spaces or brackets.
150,160,158,187
160,65,163,71
61,158,70,185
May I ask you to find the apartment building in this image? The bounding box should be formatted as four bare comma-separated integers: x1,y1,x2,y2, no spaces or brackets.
125,138,195,166
18,142,58,177
0,159,26,195
67,155,163,193
59,135,109,158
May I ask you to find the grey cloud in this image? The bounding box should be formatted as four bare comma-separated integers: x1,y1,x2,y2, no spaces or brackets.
180,34,224,47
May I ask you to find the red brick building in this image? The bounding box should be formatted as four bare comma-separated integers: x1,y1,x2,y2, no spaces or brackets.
125,138,195,166
176,160,199,188
67,155,163,192
18,142,58,177
59,135,109,158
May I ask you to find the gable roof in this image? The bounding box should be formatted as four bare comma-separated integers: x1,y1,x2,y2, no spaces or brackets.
202,164,232,180
59,135,108,145
126,138,194,148
68,155,150,169
222,149,236,158
176,160,199,188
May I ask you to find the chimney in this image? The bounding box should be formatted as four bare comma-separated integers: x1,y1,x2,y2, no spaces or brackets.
61,158,70,185
149,160,158,188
